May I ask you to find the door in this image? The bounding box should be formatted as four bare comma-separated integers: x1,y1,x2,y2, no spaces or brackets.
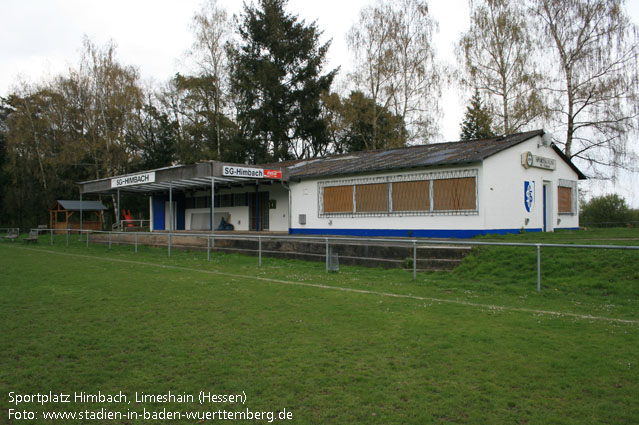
249,192,270,231
543,182,552,232
542,185,547,231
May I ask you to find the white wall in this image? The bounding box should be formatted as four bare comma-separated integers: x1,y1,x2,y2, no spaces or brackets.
184,184,289,232
268,184,290,232
482,135,580,232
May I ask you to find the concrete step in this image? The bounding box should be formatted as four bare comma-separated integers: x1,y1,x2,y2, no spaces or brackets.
89,233,470,271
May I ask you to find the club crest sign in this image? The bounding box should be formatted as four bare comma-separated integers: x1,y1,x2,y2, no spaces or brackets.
524,181,535,213
521,151,556,170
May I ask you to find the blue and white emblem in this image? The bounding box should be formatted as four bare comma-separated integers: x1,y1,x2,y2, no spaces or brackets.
524,181,535,213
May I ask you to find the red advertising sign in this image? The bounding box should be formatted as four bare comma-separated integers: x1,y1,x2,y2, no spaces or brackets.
264,169,282,179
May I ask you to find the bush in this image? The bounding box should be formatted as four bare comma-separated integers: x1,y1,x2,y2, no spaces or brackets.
580,193,633,227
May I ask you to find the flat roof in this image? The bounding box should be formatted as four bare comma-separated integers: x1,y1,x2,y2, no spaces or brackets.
78,161,287,194
54,200,108,211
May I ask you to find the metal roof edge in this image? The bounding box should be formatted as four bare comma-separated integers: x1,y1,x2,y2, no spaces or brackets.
477,129,544,161
289,160,483,182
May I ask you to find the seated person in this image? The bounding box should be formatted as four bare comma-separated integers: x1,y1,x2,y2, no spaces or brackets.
216,215,234,231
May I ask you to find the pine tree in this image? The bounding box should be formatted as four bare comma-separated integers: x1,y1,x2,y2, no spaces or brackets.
459,90,494,140
229,0,336,162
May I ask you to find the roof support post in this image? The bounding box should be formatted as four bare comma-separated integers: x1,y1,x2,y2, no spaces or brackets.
168,182,173,258
149,196,153,232
79,191,83,239
169,182,173,232
117,188,121,232
255,182,260,232
210,177,215,236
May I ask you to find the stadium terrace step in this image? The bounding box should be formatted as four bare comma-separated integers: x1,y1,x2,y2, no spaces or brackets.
89,233,471,271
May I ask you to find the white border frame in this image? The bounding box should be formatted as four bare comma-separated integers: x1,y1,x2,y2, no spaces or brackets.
318,169,479,217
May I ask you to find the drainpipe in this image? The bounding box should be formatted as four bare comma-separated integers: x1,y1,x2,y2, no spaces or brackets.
283,181,291,232
211,176,215,235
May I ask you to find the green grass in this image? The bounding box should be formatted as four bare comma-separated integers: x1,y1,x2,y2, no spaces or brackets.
1,229,638,424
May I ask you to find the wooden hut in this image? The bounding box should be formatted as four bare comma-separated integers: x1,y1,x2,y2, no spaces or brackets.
50,200,107,234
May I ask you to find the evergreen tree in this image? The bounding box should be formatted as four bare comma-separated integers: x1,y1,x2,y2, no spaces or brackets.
459,90,494,140
229,0,336,162
341,91,407,152
138,103,177,170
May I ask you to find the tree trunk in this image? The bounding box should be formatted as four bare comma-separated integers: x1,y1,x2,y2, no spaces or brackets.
564,69,574,158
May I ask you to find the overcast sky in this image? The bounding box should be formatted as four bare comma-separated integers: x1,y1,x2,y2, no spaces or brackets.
1,0,638,205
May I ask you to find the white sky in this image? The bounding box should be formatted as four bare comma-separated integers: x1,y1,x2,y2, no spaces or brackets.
1,0,638,206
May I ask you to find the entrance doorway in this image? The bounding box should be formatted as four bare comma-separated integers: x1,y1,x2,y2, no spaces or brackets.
249,192,270,231
543,182,552,232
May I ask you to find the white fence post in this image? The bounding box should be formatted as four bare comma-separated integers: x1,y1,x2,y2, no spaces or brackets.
537,244,541,293
413,240,417,281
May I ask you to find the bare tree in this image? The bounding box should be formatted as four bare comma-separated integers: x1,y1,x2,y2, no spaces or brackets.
60,38,143,224
457,0,547,135
347,0,443,145
533,0,639,177
72,37,143,178
187,0,232,159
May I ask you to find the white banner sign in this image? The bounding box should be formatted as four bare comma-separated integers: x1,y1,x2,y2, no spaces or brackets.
111,172,156,188
222,166,282,179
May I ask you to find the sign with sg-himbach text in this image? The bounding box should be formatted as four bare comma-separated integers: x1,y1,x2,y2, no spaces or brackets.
111,172,155,188
222,166,282,179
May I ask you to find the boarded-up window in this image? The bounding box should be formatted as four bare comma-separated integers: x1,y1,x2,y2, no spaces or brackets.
323,185,354,213
392,181,430,211
558,186,572,213
433,177,476,211
356,183,389,212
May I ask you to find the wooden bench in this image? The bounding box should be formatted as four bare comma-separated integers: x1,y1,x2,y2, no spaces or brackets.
23,229,39,243
2,228,19,242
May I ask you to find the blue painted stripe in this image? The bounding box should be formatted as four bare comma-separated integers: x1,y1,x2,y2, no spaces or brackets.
289,228,543,239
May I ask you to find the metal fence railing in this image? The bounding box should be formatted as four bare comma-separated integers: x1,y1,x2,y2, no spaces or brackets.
581,220,639,228
112,219,151,232
7,227,639,293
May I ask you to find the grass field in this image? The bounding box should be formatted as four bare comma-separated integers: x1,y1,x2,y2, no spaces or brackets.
1,228,638,424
